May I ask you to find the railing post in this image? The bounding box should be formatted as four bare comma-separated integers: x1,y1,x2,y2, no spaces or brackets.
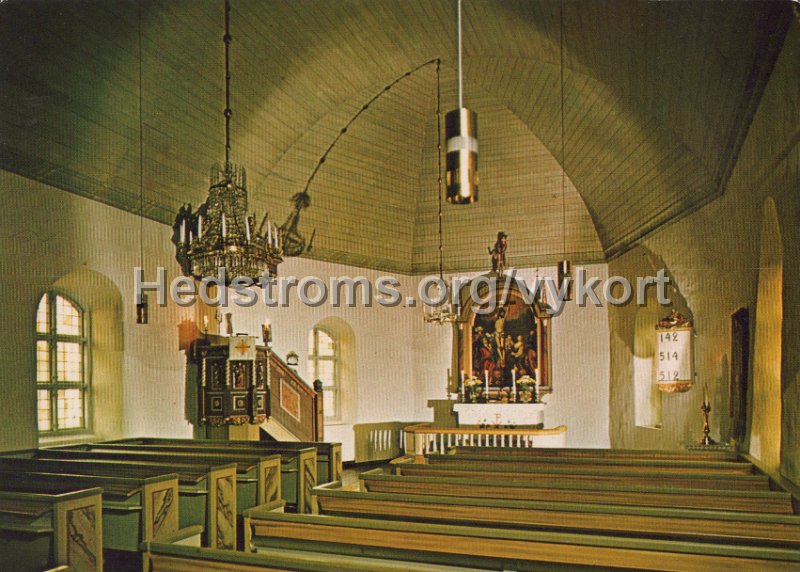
313,379,324,441
414,429,425,463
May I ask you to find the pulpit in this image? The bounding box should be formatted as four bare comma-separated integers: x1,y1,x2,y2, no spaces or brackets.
190,334,270,428
187,331,325,442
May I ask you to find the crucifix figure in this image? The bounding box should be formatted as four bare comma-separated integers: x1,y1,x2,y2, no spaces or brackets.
489,231,508,275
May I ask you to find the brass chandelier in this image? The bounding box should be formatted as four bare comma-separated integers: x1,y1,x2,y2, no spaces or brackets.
173,0,283,285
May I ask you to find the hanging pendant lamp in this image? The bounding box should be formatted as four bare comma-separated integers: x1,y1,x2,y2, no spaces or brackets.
445,0,478,204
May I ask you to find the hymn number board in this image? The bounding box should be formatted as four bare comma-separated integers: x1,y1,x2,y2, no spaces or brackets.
655,311,694,393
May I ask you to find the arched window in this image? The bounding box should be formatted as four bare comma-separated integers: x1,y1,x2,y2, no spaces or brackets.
36,291,90,433
308,327,340,422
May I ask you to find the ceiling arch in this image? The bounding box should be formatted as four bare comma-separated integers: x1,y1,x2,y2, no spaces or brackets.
0,0,791,272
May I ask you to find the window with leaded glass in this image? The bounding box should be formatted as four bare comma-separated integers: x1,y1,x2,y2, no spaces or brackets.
308,327,340,422
36,292,89,433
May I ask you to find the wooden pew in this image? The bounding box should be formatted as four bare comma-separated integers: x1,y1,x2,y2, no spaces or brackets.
393,459,771,491
448,445,742,463
425,452,757,476
142,534,486,571
0,486,103,572
311,484,800,547
108,436,342,484
359,469,796,515
245,511,800,572
35,445,283,517
0,469,182,553
0,455,238,550
76,442,316,514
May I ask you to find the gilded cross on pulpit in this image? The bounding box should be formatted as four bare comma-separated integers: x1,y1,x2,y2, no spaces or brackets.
235,339,250,356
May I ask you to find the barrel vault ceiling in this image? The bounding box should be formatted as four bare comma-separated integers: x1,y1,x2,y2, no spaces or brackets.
0,0,793,273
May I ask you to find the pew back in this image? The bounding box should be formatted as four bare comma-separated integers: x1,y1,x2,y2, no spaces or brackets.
311,485,800,547
360,470,796,514
247,511,800,572
394,460,771,491
48,443,312,513
109,437,342,483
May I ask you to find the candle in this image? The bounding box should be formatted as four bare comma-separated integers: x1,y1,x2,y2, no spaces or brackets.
221,213,227,238
180,220,186,243
245,216,251,241
484,370,489,396
198,215,203,238
703,383,709,406
202,315,209,331
512,369,517,397
267,221,272,244
460,370,465,397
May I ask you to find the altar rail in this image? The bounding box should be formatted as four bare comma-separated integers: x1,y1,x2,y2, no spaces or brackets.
403,423,567,462
353,422,420,463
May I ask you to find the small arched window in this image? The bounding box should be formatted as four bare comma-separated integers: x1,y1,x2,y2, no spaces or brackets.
36,292,90,433
308,327,340,422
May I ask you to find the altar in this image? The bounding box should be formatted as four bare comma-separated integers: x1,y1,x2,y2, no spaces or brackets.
453,402,545,428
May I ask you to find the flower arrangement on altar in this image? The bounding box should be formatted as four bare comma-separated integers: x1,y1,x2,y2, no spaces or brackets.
516,375,537,403
463,376,484,402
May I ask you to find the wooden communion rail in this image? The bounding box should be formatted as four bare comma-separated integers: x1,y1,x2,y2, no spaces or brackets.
404,423,567,461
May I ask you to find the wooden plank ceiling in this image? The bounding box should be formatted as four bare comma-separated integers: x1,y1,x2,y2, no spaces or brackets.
0,0,792,273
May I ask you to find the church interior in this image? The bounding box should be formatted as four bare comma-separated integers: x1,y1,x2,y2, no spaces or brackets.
0,0,799,570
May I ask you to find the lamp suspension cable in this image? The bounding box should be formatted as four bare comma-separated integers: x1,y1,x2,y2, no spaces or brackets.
560,0,566,260
138,0,144,271
426,59,456,325
224,0,232,167
557,0,573,301
136,0,148,324
436,59,444,281
457,0,463,109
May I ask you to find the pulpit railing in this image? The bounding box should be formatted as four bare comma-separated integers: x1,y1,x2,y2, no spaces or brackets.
404,423,567,462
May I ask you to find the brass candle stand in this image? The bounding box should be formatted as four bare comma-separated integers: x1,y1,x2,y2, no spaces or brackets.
700,402,716,445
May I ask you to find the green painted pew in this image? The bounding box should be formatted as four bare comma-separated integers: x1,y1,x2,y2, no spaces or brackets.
359,469,796,514
108,436,342,484
311,483,800,547
0,468,182,553
246,511,800,572
426,452,757,476
36,445,283,518
0,454,237,550
393,459,771,491
447,445,742,463
0,485,103,572
80,441,317,514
